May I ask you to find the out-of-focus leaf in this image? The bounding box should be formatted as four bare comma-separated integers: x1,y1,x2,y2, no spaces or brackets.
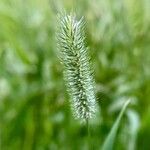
127,109,140,150
101,99,130,150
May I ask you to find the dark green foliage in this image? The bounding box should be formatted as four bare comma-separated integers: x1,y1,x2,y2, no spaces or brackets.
0,0,150,149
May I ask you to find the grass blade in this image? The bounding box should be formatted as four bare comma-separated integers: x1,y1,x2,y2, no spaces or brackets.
102,99,131,150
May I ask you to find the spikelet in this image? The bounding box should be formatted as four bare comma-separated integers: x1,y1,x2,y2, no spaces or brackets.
57,14,97,122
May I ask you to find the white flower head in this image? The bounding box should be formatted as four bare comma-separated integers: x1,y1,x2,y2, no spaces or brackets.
57,14,97,122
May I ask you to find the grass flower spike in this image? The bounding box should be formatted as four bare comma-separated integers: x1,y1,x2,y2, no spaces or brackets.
57,14,97,122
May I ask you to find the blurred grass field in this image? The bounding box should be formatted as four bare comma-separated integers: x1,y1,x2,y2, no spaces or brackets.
0,0,150,149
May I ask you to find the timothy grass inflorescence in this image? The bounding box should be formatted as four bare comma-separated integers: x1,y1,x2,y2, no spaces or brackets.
57,14,97,122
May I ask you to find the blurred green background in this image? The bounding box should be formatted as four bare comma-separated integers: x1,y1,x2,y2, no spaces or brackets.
0,0,150,149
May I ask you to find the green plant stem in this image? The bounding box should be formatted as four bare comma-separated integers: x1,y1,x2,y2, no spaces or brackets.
86,119,92,150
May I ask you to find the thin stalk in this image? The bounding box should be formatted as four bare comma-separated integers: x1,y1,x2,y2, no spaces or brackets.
86,119,92,150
